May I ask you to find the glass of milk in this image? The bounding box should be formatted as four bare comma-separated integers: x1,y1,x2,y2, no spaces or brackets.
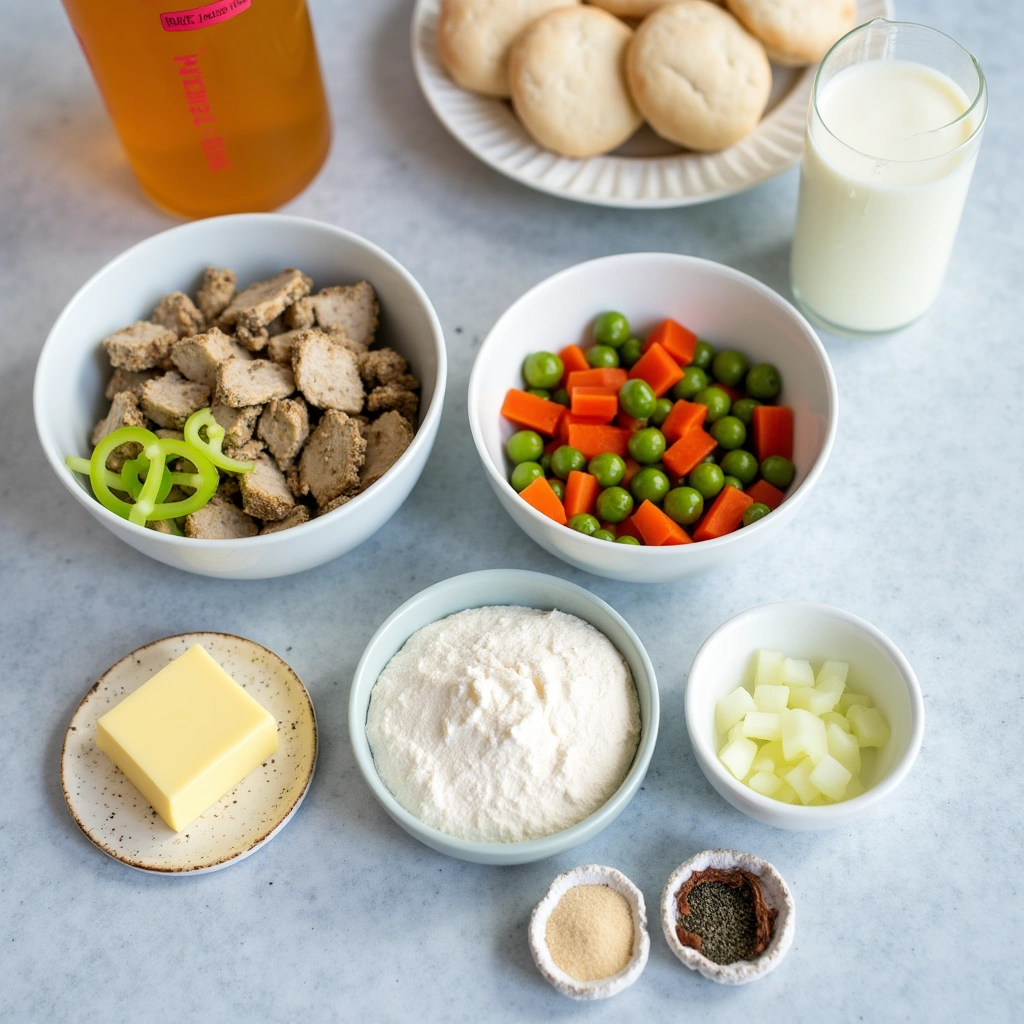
790,20,987,335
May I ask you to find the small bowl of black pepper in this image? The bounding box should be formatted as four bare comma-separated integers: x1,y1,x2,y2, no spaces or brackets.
661,849,794,984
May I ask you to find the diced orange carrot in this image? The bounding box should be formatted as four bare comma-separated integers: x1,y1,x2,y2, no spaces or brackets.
616,515,643,543
616,411,643,432
501,388,564,437
661,399,707,444
544,438,561,455
571,387,618,422
558,411,608,445
566,368,628,397
632,500,692,546
628,343,684,397
642,319,697,366
558,344,589,384
745,479,785,511
566,423,631,459
621,456,642,487
752,405,793,461
519,476,567,525
692,486,754,541
663,429,718,477
715,382,743,403
564,471,600,519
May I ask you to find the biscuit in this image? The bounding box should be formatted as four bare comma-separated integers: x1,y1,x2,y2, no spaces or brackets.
627,1,771,152
726,0,856,66
510,6,642,158
585,1,674,17
437,0,579,98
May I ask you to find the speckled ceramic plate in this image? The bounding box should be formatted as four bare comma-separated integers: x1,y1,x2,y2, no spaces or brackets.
411,0,892,208
61,632,317,874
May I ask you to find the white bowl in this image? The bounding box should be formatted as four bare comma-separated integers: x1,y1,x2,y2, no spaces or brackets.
661,849,795,985
348,570,659,865
468,253,837,583
685,602,925,830
529,865,649,1000
33,214,447,579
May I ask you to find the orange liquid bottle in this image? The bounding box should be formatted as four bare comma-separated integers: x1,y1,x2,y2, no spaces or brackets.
61,0,331,218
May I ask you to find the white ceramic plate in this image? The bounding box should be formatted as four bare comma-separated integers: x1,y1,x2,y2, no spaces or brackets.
411,0,892,208
61,632,317,874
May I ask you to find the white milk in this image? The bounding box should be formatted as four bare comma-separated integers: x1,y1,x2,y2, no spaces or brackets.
791,60,980,334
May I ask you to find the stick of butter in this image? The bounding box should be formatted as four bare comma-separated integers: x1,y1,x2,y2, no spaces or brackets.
96,644,278,832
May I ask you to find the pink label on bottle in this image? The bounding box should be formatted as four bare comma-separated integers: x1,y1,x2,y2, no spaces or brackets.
161,0,251,32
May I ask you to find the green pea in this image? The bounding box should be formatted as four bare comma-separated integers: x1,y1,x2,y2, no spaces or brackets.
619,337,643,368
761,455,796,489
688,462,725,500
745,363,781,401
586,345,620,369
731,397,761,427
663,486,704,526
527,388,551,399
568,513,600,536
711,349,749,388
596,486,634,524
507,430,544,464
710,415,746,451
616,535,641,545
523,351,564,390
694,387,731,423
619,378,656,419
631,467,670,505
540,453,552,474
510,461,543,492
551,387,570,408
743,503,771,527
720,449,758,486
672,366,708,402
548,478,566,502
723,476,744,491
649,397,673,426
592,529,616,542
628,427,667,465
691,339,714,370
551,445,586,480
588,452,626,488
702,453,718,464
594,311,631,347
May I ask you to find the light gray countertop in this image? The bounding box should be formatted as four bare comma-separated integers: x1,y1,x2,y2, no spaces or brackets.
1,1,1020,1021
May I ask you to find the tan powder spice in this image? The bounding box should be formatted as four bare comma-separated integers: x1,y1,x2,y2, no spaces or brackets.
545,884,635,982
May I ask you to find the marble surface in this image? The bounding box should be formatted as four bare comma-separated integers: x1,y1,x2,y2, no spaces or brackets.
0,1,1020,1021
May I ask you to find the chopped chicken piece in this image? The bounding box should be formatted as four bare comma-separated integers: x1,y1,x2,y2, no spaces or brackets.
195,267,236,321
102,321,176,371
359,411,414,491
184,493,259,539
170,327,251,387
140,371,211,429
257,397,309,470
151,291,206,339
292,329,364,413
298,410,366,506
216,357,294,407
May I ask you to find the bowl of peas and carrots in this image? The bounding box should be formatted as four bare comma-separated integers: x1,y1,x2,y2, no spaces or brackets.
468,253,837,583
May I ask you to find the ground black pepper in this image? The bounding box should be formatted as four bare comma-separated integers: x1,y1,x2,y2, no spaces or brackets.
675,867,776,965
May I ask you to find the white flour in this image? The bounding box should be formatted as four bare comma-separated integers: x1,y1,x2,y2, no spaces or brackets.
366,606,641,843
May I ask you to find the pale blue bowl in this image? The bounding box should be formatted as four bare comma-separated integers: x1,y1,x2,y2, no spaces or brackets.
348,570,660,865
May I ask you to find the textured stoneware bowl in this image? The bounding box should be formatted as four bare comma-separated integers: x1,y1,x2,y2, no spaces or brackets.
661,849,795,984
348,570,659,865
34,214,446,579
529,865,650,1000
685,602,925,830
468,253,837,582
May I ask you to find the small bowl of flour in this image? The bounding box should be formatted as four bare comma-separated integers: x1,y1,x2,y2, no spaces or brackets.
349,570,659,865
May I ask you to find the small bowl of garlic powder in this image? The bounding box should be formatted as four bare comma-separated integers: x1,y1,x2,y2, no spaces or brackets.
529,865,650,1000
348,569,659,865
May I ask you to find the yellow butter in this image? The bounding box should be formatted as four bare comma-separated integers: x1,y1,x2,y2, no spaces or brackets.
96,644,278,832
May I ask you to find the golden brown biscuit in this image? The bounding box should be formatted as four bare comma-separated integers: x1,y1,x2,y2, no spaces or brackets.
725,0,857,66
510,6,642,158
437,0,579,98
627,0,772,151
585,0,674,16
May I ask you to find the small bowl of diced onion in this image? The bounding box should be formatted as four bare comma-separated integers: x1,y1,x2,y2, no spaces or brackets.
684,602,924,830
